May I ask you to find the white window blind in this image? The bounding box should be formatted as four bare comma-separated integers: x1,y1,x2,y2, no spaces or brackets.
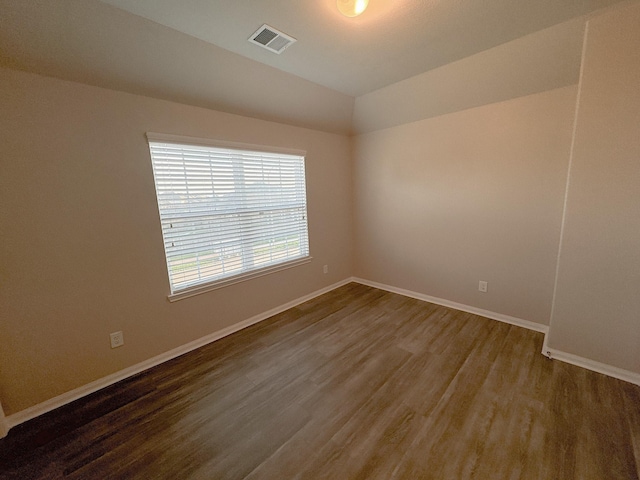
148,135,310,296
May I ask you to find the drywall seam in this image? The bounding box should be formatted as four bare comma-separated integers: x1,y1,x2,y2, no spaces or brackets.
543,19,591,358
353,278,549,333
4,278,353,434
544,347,640,386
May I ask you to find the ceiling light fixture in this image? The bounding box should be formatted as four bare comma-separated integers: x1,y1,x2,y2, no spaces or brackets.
337,0,369,17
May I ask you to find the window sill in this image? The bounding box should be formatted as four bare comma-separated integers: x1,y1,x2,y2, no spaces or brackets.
167,256,313,302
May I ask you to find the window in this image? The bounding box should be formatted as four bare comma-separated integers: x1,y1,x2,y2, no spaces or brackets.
147,133,310,300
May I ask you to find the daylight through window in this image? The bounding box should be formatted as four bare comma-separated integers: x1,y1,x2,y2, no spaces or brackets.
147,134,310,296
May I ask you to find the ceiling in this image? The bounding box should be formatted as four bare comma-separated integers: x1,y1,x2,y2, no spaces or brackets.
0,0,631,134
98,0,625,97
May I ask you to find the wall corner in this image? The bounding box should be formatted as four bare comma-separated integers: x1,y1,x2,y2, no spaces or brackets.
0,401,9,438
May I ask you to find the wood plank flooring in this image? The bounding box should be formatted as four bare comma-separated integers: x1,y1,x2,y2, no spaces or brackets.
1,283,639,479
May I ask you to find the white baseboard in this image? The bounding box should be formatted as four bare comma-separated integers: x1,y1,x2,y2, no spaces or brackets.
7,277,637,436
5,278,353,433
355,278,640,386
353,277,549,333
542,344,640,386
541,330,552,359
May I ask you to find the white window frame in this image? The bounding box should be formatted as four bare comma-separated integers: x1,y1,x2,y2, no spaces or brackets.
147,133,312,301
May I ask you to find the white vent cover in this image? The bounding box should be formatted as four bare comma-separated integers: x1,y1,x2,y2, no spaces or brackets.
249,24,296,54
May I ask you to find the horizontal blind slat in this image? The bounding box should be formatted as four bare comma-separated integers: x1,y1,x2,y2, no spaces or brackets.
149,139,309,293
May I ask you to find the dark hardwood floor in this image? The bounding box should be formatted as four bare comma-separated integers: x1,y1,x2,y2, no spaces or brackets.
1,283,639,479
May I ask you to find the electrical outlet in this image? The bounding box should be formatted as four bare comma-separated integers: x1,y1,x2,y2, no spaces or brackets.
479,281,488,293
110,331,124,349
323,264,329,274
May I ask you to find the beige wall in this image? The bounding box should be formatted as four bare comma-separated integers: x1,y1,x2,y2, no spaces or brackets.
547,2,640,374
0,68,353,415
353,86,577,326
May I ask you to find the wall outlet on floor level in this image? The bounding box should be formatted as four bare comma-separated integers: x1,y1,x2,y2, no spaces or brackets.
323,264,328,274
478,281,488,293
110,331,124,348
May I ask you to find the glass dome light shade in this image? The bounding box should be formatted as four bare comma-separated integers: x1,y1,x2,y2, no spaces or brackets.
337,0,369,17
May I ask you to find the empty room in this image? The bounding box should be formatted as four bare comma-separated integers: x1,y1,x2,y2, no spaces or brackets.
1,0,639,478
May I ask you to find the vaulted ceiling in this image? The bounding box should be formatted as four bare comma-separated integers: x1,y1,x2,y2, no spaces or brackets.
99,0,623,96
0,0,630,133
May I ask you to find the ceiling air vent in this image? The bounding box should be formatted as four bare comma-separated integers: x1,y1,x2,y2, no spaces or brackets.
249,24,296,54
